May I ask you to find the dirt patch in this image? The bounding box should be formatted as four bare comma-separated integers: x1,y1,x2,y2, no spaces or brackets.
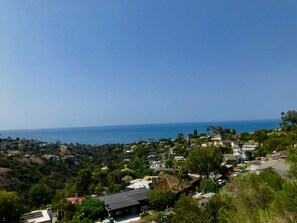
30,156,44,165
0,167,11,174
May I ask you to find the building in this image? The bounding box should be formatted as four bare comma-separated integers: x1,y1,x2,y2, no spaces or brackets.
96,188,149,218
66,193,85,204
255,159,289,178
174,156,185,161
223,154,241,164
149,161,166,171
267,150,288,160
20,209,52,223
232,142,259,159
153,172,200,195
126,179,151,190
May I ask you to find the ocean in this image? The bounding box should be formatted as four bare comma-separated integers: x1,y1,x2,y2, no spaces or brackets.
0,119,280,145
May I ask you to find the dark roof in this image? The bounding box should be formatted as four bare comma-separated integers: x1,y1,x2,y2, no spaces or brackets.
96,188,149,211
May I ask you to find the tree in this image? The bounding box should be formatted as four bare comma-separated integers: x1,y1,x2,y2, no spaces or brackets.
170,194,211,223
262,137,290,154
234,173,275,212
0,190,26,222
258,168,283,191
75,169,93,195
287,146,297,179
186,147,223,177
147,190,175,211
211,173,278,223
206,126,225,138
74,198,105,221
287,129,297,147
176,133,185,143
201,179,219,193
272,143,297,222
28,183,53,208
164,159,173,168
244,150,253,161
57,199,77,222
273,181,297,222
95,183,103,194
206,194,236,223
193,129,198,136
252,129,268,144
281,110,297,128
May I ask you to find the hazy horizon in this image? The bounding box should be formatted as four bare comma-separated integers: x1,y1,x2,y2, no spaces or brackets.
1,118,281,132
1,1,296,130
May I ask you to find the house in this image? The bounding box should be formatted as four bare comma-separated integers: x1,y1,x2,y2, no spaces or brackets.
122,175,134,182
255,159,289,178
153,172,200,195
101,165,109,171
42,154,59,161
190,143,197,149
192,192,215,206
96,188,149,218
143,176,159,181
147,155,156,163
231,142,241,155
174,156,185,161
212,137,223,147
247,161,262,171
20,209,53,223
242,144,259,152
126,179,151,190
66,193,85,204
149,161,166,171
267,150,288,160
202,142,213,147
232,142,259,159
198,193,215,206
223,154,241,164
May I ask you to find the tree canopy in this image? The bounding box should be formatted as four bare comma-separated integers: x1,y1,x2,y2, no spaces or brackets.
170,194,211,223
0,189,26,222
186,147,223,177
147,190,175,211
281,110,297,128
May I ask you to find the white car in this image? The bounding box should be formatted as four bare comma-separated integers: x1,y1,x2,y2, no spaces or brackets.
218,179,226,185
232,172,238,177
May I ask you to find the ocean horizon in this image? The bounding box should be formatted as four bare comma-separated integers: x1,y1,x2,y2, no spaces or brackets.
0,119,280,145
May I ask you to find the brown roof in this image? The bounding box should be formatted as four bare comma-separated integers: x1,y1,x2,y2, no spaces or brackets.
122,175,134,181
157,172,199,193
66,197,85,204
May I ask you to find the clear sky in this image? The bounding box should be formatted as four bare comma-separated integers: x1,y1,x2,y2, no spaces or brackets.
0,0,296,130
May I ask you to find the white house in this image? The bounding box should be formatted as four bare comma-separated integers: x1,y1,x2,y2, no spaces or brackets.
232,142,259,159
149,161,166,171
20,209,52,223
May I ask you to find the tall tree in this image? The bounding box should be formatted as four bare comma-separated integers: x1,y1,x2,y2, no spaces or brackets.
75,169,93,195
170,194,211,223
287,146,297,179
147,190,175,211
0,190,26,222
74,198,105,221
186,147,223,177
252,129,268,144
281,110,297,129
28,183,53,208
207,126,225,138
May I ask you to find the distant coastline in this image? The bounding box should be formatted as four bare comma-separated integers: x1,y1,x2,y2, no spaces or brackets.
0,119,280,145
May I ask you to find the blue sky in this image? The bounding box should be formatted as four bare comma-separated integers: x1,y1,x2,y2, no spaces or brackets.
0,0,296,130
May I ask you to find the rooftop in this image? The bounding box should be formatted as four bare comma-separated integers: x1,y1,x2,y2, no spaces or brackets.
20,210,51,223
96,188,149,211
